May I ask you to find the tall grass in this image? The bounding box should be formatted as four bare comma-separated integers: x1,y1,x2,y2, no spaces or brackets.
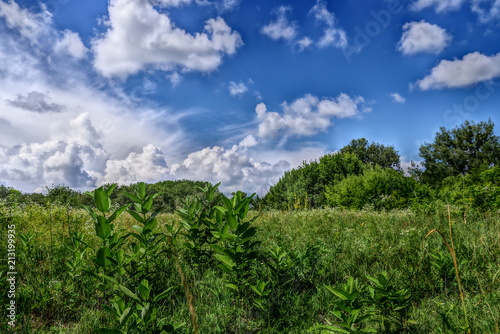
1,198,499,333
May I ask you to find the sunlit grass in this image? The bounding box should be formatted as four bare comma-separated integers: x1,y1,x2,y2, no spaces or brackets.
1,199,499,333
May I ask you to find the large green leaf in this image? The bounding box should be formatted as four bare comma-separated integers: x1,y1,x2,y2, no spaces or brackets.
118,285,141,303
221,196,233,210
130,233,146,245
119,307,132,325
209,244,227,255
94,187,111,213
137,182,146,199
104,184,117,197
132,225,144,234
95,216,111,240
100,274,119,285
153,286,176,302
226,211,237,230
215,254,236,269
235,221,251,235
96,247,112,268
141,303,152,323
123,192,142,204
234,198,248,215
144,217,157,232
109,204,131,223
326,286,350,301
138,280,150,300
215,208,224,225
102,305,119,319
127,210,145,224
142,196,154,212
82,205,97,220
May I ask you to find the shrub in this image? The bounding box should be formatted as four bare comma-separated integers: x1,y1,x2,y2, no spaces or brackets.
325,167,425,210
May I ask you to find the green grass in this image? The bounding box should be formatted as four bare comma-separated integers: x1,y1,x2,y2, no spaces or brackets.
1,200,499,333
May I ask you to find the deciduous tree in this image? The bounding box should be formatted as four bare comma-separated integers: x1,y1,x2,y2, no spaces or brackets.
418,120,500,185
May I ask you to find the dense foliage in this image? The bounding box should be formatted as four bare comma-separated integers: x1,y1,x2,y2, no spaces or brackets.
263,120,500,212
417,119,500,185
339,138,401,170
1,186,499,333
324,166,429,211
0,180,215,213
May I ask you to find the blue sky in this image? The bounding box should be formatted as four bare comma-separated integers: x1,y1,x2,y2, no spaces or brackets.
0,0,499,195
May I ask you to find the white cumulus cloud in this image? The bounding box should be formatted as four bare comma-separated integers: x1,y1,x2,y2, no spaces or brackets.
0,1,356,197
92,0,242,78
54,30,88,59
261,6,297,41
101,144,170,185
398,21,451,55
170,143,290,195
0,113,109,191
255,94,369,138
416,51,500,90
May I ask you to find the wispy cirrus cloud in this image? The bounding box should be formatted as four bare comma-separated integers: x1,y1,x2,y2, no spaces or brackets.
471,0,500,22
262,1,347,51
411,0,466,13
310,0,347,49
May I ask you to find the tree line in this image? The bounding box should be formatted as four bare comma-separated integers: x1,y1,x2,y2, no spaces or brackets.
0,180,216,212
1,119,499,212
262,119,500,211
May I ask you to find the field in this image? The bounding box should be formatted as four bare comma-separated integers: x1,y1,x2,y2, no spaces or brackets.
1,192,499,333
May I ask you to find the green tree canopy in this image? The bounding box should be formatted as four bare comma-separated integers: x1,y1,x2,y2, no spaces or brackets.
418,120,500,185
112,179,214,212
339,138,401,170
325,166,426,210
262,139,404,209
263,160,322,209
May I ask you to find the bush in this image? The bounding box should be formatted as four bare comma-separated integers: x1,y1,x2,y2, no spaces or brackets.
325,167,426,210
437,166,500,210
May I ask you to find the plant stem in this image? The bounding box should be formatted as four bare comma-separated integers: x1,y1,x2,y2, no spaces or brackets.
446,206,470,333
167,236,199,334
425,206,470,333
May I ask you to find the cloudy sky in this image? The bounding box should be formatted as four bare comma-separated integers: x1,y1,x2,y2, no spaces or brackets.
0,0,499,195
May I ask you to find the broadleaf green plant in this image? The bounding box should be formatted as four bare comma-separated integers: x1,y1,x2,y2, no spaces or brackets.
321,277,376,334
210,191,260,289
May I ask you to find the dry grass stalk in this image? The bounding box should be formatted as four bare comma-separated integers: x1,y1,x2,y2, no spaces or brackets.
425,206,470,333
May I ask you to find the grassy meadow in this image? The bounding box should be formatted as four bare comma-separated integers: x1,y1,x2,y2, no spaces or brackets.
1,195,499,333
